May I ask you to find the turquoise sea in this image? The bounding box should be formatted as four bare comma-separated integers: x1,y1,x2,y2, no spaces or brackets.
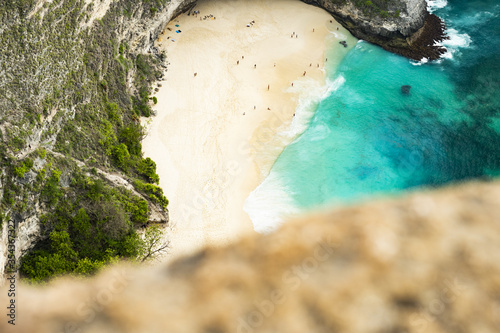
245,0,500,232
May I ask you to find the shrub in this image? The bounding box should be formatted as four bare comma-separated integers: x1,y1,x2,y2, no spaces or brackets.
137,157,159,184
113,143,130,168
41,169,62,205
106,102,121,124
99,119,118,154
131,198,149,224
74,257,107,275
14,159,33,178
136,54,152,77
134,180,168,210
119,125,143,156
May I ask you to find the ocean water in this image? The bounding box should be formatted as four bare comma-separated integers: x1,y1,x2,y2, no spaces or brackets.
245,0,500,233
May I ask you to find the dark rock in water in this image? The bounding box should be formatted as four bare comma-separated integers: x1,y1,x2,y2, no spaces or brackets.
401,85,411,95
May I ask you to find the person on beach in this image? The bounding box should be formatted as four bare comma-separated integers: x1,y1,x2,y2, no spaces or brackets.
194,73,197,77
237,60,239,65
310,63,312,67
242,56,244,59
313,28,315,32
291,82,294,87
303,71,306,76
317,64,319,68
254,64,256,69
267,84,270,91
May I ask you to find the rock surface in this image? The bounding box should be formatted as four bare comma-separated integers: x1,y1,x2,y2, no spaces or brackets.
2,179,499,333
305,0,447,60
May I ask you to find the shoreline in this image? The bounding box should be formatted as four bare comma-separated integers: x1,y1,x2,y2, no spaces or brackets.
142,0,350,260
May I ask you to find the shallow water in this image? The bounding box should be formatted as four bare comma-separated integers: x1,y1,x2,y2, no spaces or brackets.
245,0,500,232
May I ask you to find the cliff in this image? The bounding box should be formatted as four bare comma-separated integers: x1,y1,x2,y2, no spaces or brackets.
0,0,195,281
305,0,447,60
1,179,499,332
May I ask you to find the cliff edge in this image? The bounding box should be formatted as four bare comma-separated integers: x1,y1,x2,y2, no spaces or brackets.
1,179,499,332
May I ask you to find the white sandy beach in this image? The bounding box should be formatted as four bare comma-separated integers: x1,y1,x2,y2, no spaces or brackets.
142,0,349,260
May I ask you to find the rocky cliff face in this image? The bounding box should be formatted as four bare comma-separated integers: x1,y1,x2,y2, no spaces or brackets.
317,0,428,38
305,0,447,60
0,0,193,282
2,179,499,332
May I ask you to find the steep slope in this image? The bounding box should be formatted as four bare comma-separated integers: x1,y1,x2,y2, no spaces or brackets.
0,0,195,281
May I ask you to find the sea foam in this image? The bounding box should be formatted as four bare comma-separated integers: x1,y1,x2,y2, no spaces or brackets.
284,75,345,140
427,0,447,13
244,76,345,233
439,28,472,61
243,173,299,233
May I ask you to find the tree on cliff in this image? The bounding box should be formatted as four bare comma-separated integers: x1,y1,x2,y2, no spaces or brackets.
139,225,170,262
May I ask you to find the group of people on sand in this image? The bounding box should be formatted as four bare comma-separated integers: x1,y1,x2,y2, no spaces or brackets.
191,9,214,20
187,22,328,119
242,105,274,116
200,14,216,20
235,55,245,66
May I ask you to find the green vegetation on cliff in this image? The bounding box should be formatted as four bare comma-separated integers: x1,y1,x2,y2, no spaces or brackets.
21,171,167,282
0,0,171,281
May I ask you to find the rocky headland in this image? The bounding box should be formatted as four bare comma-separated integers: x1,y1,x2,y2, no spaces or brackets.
305,0,447,60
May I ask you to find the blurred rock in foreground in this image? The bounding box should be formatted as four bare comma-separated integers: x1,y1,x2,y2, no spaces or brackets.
2,180,500,333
